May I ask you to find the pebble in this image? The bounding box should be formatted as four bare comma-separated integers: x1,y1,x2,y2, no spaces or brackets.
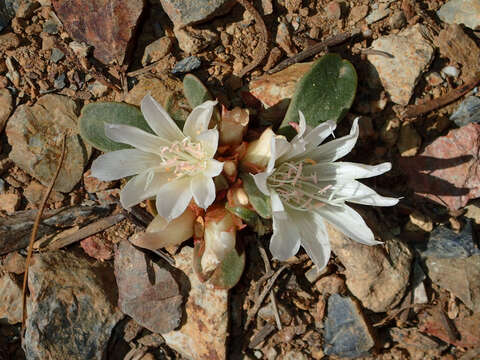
425,71,444,87
349,4,369,23
50,47,65,63
315,274,347,295
389,10,407,29
276,22,297,56
465,200,480,225
171,56,201,74
323,294,375,358
159,0,235,27
366,4,391,24
24,250,123,359
0,193,20,214
24,180,64,206
0,273,22,324
450,96,480,127
0,88,13,132
0,32,21,50
6,94,91,193
437,0,480,30
2,251,26,274
174,26,218,54
326,1,342,19
368,24,434,105
141,36,173,65
69,40,91,58
42,20,58,34
406,211,433,232
88,80,109,98
163,246,229,360
397,122,421,156
441,65,460,78
54,73,67,89
16,0,39,19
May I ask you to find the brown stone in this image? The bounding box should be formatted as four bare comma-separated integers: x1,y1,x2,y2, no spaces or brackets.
0,88,13,132
0,273,22,324
80,235,114,261
115,240,183,334
83,169,117,193
3,251,26,274
52,0,144,64
0,32,21,51
0,193,20,214
24,181,65,206
141,36,174,65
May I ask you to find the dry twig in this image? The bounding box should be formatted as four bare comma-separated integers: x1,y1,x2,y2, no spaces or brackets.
248,323,276,348
235,0,269,78
22,134,67,330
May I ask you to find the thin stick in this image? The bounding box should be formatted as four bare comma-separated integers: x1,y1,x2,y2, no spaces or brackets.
244,264,287,330
235,0,269,77
373,303,429,327
126,60,162,77
360,48,394,58
258,244,282,330
399,72,480,118
46,212,125,251
248,323,276,348
22,133,67,330
267,29,361,74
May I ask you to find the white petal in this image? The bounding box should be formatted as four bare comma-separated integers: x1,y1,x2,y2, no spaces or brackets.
120,171,169,209
196,129,219,158
155,177,193,221
330,180,399,206
308,118,359,163
270,191,285,213
303,162,392,181
252,172,270,195
266,135,290,172
91,149,162,181
141,94,184,141
288,209,331,270
105,123,168,153
183,100,217,140
315,203,382,245
191,175,216,209
204,159,224,178
269,212,301,260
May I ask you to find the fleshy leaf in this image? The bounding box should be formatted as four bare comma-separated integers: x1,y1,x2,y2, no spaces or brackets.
79,102,154,152
280,54,357,135
183,74,214,107
240,173,272,219
226,204,259,227
164,92,190,127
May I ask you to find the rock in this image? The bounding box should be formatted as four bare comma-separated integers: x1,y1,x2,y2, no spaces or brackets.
441,65,460,78
258,302,292,325
436,24,480,80
6,94,91,193
69,41,91,58
3,251,25,274
366,4,391,24
368,24,434,105
349,4,369,23
421,221,480,259
327,224,413,312
16,0,39,19
397,122,421,157
24,250,123,359
83,169,117,193
163,246,228,360
390,328,446,351
159,0,235,27
88,80,109,98
0,0,16,32
398,123,480,210
0,273,22,324
450,96,480,127
81,235,114,261
0,193,20,214
425,255,480,313
425,71,444,87
465,200,480,224
125,76,175,107
24,181,65,206
52,0,144,64
50,48,64,63
276,22,296,57
54,73,67,89
406,211,433,232
137,333,165,347
261,0,273,15
315,274,347,295
43,20,58,34
172,56,201,74
115,240,182,333
380,116,400,146
174,26,218,55
389,10,407,29
323,294,375,358
326,1,342,19
0,88,13,132
0,32,20,50
141,36,173,65
437,0,480,30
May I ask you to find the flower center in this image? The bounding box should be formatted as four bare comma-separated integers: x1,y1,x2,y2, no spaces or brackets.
267,160,331,211
159,137,208,176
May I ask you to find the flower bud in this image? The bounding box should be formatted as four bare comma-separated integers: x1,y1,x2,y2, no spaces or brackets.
242,127,275,169
220,107,249,146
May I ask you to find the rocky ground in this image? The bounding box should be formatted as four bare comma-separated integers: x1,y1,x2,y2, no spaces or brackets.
1,0,480,359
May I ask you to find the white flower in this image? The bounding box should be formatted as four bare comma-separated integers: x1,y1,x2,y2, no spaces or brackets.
252,114,399,270
91,94,223,221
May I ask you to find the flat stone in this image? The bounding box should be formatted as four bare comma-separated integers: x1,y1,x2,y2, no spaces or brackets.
0,192,20,214
398,123,480,210
163,246,228,360
172,56,201,74
24,250,123,359
425,255,480,313
23,181,65,206
0,88,13,132
450,96,480,127
6,94,91,193
327,224,413,312
141,36,173,65
323,294,375,358
0,273,22,324
368,24,434,105
437,0,480,30
124,76,182,109
52,0,144,64
159,0,235,27
115,240,183,334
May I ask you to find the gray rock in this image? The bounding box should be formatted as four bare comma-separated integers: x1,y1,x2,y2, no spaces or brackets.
43,20,58,34
114,240,183,334
172,56,201,74
141,36,173,65
0,0,18,32
425,255,480,313
420,221,480,259
327,224,413,312
159,0,236,27
6,94,91,193
50,48,65,63
389,10,406,29
450,96,480,127
367,24,434,105
0,273,22,324
366,5,390,24
54,73,67,89
0,88,13,132
24,250,123,360
324,294,375,358
437,0,480,30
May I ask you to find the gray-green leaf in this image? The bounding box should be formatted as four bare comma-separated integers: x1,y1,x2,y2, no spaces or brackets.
240,173,272,219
